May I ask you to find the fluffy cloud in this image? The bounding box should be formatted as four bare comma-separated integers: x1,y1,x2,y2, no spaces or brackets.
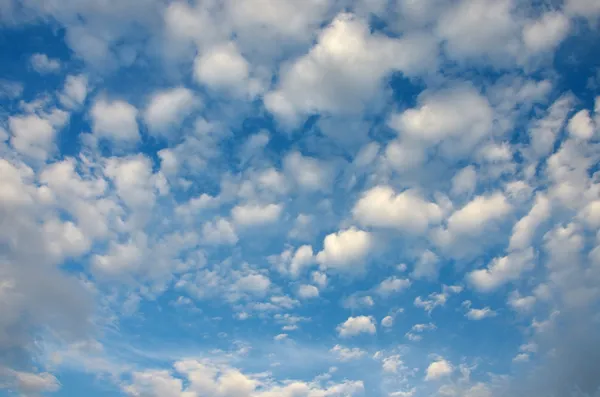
297,284,319,299
8,110,68,160
425,358,453,381
352,186,442,233
194,42,253,95
468,248,535,292
381,316,394,328
337,316,376,337
376,277,411,296
522,12,570,53
30,53,61,74
330,345,367,362
90,98,139,143
143,87,199,135
231,203,283,227
59,75,88,109
123,359,364,397
265,12,437,123
316,227,372,272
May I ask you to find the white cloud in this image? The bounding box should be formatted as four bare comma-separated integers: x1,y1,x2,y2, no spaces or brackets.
342,294,375,310
528,94,574,159
143,87,199,136
316,227,372,272
425,358,453,381
194,42,252,94
30,53,61,74
124,360,364,397
330,345,367,361
382,355,404,374
436,0,519,63
90,98,139,143
567,109,596,140
522,12,570,53
353,186,442,233
508,194,550,251
508,291,536,313
513,353,529,363
389,389,416,397
451,165,477,197
59,75,88,109
411,250,441,280
376,277,411,296
202,218,238,245
565,0,600,17
264,12,437,123
414,285,462,313
231,203,282,226
337,315,376,337
381,316,394,328
389,86,493,154
235,274,271,296
9,111,68,160
274,333,288,341
283,152,333,191
12,370,61,395
468,248,535,292
465,306,497,320
446,193,512,235
297,284,319,299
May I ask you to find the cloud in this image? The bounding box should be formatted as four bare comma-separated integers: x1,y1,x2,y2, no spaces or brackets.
143,87,199,136
425,358,453,381
508,194,550,251
231,203,283,227
330,345,367,362
436,0,520,63
352,186,442,233
8,110,69,160
337,316,376,337
316,227,372,273
59,75,88,109
389,86,493,154
201,218,239,246
194,42,253,95
123,359,364,397
30,53,61,74
381,316,394,328
90,98,140,143
6,370,61,395
464,304,497,320
468,248,535,292
283,152,334,191
522,12,570,53
376,277,411,296
264,12,437,124
297,284,319,299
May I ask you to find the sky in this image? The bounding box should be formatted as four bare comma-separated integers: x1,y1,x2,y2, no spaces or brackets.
0,0,600,396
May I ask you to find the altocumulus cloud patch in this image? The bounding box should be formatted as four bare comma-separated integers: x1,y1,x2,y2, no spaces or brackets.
1,0,600,396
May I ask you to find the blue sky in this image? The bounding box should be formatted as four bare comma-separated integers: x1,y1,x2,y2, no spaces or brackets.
1,1,600,396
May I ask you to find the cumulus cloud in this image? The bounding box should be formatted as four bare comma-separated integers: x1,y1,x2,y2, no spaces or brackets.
376,277,411,296
231,203,283,227
425,358,453,381
316,227,372,273
337,316,376,337
90,98,139,143
468,248,535,292
352,186,442,233
265,12,437,123
30,53,61,74
330,345,367,362
143,87,199,136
